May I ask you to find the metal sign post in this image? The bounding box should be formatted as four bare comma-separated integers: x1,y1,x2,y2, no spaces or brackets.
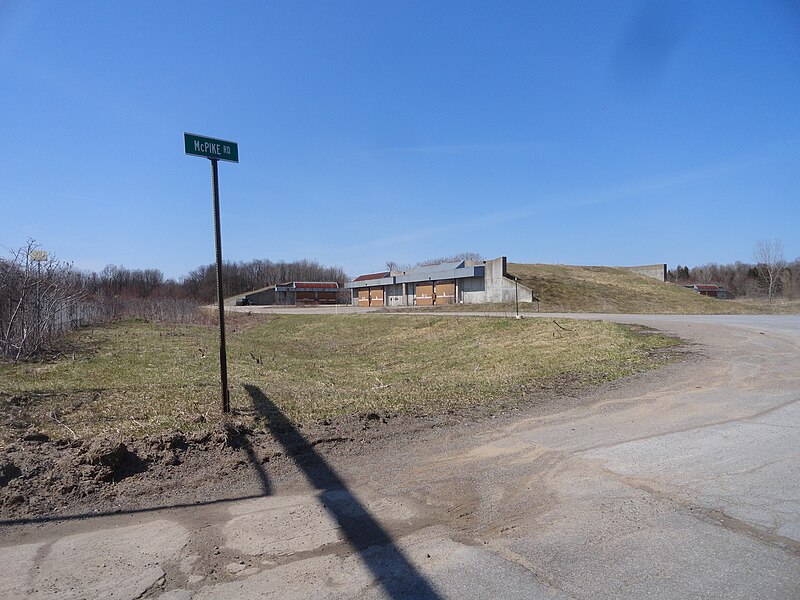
185,132,239,414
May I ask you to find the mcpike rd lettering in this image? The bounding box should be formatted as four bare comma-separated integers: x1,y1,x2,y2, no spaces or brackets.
194,140,231,157
184,133,239,163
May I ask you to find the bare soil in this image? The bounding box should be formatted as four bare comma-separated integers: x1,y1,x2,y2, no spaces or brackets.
0,366,677,525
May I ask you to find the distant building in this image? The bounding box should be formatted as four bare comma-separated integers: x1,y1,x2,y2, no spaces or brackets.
345,257,534,307
683,284,732,299
239,282,340,306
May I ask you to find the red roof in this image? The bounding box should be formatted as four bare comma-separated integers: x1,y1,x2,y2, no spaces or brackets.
293,282,339,289
353,272,390,282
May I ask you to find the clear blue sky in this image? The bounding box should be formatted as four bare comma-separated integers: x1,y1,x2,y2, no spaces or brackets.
2,1,799,279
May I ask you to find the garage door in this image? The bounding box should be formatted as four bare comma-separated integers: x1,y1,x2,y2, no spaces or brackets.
358,288,370,306
296,291,315,304
369,287,384,307
435,281,455,305
415,282,433,305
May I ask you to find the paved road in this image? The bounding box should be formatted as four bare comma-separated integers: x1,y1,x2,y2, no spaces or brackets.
1,314,798,598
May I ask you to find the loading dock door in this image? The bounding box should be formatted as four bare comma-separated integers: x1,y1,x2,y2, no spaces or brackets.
415,282,434,306
296,291,315,304
297,291,337,305
434,280,455,305
358,288,370,307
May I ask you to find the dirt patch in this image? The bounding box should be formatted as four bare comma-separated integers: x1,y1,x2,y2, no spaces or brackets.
0,341,691,525
0,410,432,522
0,383,572,522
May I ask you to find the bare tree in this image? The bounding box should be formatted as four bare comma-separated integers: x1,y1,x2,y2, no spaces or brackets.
383,253,484,273
417,252,483,266
754,239,787,301
179,258,348,302
1,241,86,360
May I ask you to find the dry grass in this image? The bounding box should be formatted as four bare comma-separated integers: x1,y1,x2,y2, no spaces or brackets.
0,314,680,444
410,263,800,314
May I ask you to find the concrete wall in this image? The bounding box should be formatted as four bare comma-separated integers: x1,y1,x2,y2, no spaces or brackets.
385,283,405,306
620,264,667,282
462,257,534,304
245,288,277,305
459,275,486,303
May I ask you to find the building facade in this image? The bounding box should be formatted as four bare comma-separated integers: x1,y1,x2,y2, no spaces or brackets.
241,282,340,306
345,257,534,307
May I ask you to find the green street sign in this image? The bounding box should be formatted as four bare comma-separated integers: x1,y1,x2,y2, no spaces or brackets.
184,132,239,163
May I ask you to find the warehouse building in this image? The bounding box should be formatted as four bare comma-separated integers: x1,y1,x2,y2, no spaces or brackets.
345,257,534,307
239,281,340,306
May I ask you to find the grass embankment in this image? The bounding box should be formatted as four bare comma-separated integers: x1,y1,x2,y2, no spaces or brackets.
0,314,680,444
411,263,799,314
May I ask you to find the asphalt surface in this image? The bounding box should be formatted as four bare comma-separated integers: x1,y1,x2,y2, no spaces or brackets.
1,312,798,599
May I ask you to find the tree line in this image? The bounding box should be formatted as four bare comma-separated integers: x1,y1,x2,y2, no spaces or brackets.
669,241,798,300
71,258,348,302
181,259,348,302
1,241,349,360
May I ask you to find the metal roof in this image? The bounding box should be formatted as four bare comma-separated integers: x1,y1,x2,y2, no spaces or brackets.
344,276,395,289
693,284,724,291
292,282,339,289
353,272,390,282
395,264,482,284
408,261,464,274
345,264,484,289
684,283,725,291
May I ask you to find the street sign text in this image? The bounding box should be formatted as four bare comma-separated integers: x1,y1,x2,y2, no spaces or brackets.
184,132,239,163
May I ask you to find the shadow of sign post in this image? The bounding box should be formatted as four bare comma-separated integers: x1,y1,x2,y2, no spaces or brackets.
244,384,443,600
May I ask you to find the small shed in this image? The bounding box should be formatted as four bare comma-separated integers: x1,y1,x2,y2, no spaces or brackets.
683,284,731,299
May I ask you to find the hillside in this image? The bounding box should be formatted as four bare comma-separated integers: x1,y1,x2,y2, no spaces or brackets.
506,263,792,314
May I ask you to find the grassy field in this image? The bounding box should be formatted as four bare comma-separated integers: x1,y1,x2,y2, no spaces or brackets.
0,314,680,444
407,263,800,314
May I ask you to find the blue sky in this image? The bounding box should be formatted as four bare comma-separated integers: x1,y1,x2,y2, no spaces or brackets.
2,1,799,279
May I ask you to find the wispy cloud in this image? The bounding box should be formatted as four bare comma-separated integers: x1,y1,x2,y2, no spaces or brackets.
339,153,767,267
324,224,457,262
467,153,770,230
388,141,552,155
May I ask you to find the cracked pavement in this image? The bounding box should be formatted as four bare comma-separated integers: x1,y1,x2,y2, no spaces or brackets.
0,314,798,598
